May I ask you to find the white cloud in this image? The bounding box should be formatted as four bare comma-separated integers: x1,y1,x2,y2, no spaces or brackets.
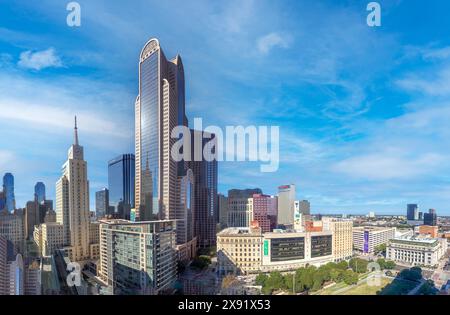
0,150,15,170
18,47,63,70
332,152,444,180
257,32,291,55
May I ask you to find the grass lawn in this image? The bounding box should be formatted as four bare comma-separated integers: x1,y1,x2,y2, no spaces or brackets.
341,277,392,295
314,276,392,295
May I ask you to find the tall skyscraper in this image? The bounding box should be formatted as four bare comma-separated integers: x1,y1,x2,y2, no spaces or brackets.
277,184,296,228
424,209,437,226
3,173,15,213
108,154,135,219
95,188,109,219
135,38,188,222
407,204,419,221
34,182,46,204
56,117,90,262
189,130,218,248
25,200,39,240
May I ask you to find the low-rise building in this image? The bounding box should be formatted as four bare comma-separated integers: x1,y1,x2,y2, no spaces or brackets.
217,227,262,275
217,227,335,274
416,225,439,238
33,223,64,257
386,236,448,267
353,226,396,254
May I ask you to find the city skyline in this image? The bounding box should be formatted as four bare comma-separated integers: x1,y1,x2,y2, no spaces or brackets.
2,1,450,215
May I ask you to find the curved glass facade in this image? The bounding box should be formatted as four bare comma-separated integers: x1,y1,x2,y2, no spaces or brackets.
139,51,160,219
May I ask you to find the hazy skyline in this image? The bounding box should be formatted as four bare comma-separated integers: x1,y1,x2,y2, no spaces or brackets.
1,0,450,215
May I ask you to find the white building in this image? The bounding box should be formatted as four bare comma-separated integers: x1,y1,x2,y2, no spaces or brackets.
353,226,396,254
323,218,353,262
387,236,448,267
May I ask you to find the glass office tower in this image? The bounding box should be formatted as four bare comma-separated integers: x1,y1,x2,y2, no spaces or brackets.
108,154,135,220
34,182,46,204
3,173,15,213
135,38,188,222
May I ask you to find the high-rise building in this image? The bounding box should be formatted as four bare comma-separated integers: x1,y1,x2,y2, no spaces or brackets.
424,209,437,226
252,194,274,233
322,217,353,262
0,210,25,256
227,196,253,228
95,188,109,219
55,117,91,262
298,200,310,215
34,182,46,204
135,38,188,222
3,173,15,213
25,200,40,240
218,194,229,229
98,219,177,295
277,184,296,228
407,204,419,221
189,130,218,248
134,38,215,257
108,154,135,219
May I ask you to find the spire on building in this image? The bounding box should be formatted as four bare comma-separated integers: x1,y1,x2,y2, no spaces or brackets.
74,115,79,145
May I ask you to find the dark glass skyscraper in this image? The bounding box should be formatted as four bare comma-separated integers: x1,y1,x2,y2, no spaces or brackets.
34,182,45,204
3,173,15,213
95,188,109,219
424,209,437,226
406,204,418,221
108,154,135,220
189,130,218,248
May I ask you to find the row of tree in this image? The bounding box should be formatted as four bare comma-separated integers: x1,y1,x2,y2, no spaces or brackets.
255,261,360,295
255,258,397,295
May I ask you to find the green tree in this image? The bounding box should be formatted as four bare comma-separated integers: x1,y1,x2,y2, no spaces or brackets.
255,273,268,286
349,258,368,273
342,270,359,285
336,260,349,270
374,244,387,255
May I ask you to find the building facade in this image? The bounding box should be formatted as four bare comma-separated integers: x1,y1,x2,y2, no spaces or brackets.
322,218,353,262
189,130,218,248
353,226,396,254
407,204,419,221
387,236,448,267
95,188,109,219
34,182,46,204
108,154,135,219
98,220,177,295
424,209,437,226
277,184,296,228
33,223,64,257
3,173,15,213
217,227,334,275
55,117,91,262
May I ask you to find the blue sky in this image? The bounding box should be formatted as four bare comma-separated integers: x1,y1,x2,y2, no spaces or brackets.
1,0,450,215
